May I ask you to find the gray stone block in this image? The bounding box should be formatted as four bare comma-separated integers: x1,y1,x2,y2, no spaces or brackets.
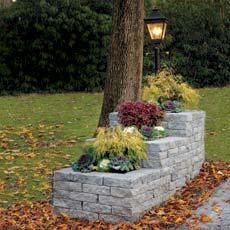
145,140,169,152
146,137,187,152
112,206,137,216
55,207,98,221
54,168,103,185
160,167,171,177
83,184,110,195
147,178,162,190
99,195,133,207
110,184,154,198
53,198,82,210
146,150,168,159
168,130,187,137
174,178,186,188
169,181,176,191
160,121,168,129
99,191,153,208
161,158,174,167
164,112,193,122
171,169,187,181
111,187,136,198
142,160,161,169
103,168,158,188
167,147,179,157
160,175,171,185
168,122,188,130
53,181,82,192
83,202,111,214
54,190,97,202
178,146,188,154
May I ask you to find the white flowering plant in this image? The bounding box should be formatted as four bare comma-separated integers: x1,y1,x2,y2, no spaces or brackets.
97,159,110,172
152,126,167,139
141,125,167,140
123,126,136,134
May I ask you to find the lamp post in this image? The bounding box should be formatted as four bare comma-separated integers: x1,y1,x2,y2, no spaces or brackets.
145,9,168,75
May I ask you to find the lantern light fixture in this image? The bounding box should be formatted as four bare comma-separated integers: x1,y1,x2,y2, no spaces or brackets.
144,8,168,74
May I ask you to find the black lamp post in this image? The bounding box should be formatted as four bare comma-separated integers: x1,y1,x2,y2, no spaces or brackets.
145,9,168,75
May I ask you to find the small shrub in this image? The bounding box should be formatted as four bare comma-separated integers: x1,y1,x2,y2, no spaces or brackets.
152,126,167,139
140,126,154,139
109,156,136,173
142,70,200,108
118,101,165,129
72,126,147,173
93,125,147,164
72,153,94,173
159,100,182,113
97,159,110,172
140,126,167,140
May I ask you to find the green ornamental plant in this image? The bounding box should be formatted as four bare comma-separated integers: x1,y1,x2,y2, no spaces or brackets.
152,126,167,139
72,153,94,173
159,100,182,113
141,126,167,140
97,159,111,172
93,126,147,164
143,70,200,109
109,156,135,173
72,126,147,173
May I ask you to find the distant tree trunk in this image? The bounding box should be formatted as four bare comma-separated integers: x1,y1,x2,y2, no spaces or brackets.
0,0,12,8
98,0,144,127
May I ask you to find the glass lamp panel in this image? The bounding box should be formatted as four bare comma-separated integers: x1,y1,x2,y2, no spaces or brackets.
147,22,164,40
162,22,167,40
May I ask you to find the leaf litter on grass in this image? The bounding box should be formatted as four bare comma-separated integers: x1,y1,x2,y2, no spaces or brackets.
0,124,82,207
0,161,229,230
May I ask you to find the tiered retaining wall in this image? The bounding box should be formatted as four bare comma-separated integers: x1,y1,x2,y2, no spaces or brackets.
53,111,205,223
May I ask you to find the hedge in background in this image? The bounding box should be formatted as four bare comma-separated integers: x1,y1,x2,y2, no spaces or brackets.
144,0,230,87
0,0,111,94
0,0,229,94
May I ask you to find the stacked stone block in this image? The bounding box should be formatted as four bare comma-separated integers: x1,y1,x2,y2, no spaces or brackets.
53,168,165,223
53,111,205,223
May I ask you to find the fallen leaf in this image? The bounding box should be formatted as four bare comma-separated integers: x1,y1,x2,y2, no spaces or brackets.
200,213,212,223
211,203,222,213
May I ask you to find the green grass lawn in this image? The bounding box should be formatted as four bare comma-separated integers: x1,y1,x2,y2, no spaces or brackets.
0,87,229,207
198,87,230,161
0,93,102,207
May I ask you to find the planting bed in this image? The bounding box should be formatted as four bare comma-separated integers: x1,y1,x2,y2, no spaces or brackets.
53,111,205,223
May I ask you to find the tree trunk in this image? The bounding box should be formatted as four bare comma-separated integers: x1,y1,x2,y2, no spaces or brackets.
98,0,144,127
0,0,12,8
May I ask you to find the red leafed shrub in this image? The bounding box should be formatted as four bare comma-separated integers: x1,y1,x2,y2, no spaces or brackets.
118,101,165,129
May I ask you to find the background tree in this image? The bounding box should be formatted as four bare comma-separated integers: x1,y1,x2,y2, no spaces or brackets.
0,0,12,8
144,0,230,87
0,0,111,94
98,0,144,127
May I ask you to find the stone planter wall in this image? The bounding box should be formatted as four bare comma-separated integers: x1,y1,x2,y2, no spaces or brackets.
53,111,205,223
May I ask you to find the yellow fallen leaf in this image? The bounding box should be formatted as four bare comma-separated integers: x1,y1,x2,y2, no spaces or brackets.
175,216,183,224
5,156,15,160
0,182,6,191
200,213,212,223
211,204,222,213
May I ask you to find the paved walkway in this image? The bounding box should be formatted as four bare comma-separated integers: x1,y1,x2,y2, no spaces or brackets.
179,178,230,229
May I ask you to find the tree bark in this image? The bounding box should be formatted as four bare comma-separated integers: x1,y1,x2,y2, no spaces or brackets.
0,0,12,8
98,0,144,127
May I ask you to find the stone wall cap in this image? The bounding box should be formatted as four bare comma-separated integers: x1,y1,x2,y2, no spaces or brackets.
165,110,206,115
54,167,161,181
144,136,186,144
